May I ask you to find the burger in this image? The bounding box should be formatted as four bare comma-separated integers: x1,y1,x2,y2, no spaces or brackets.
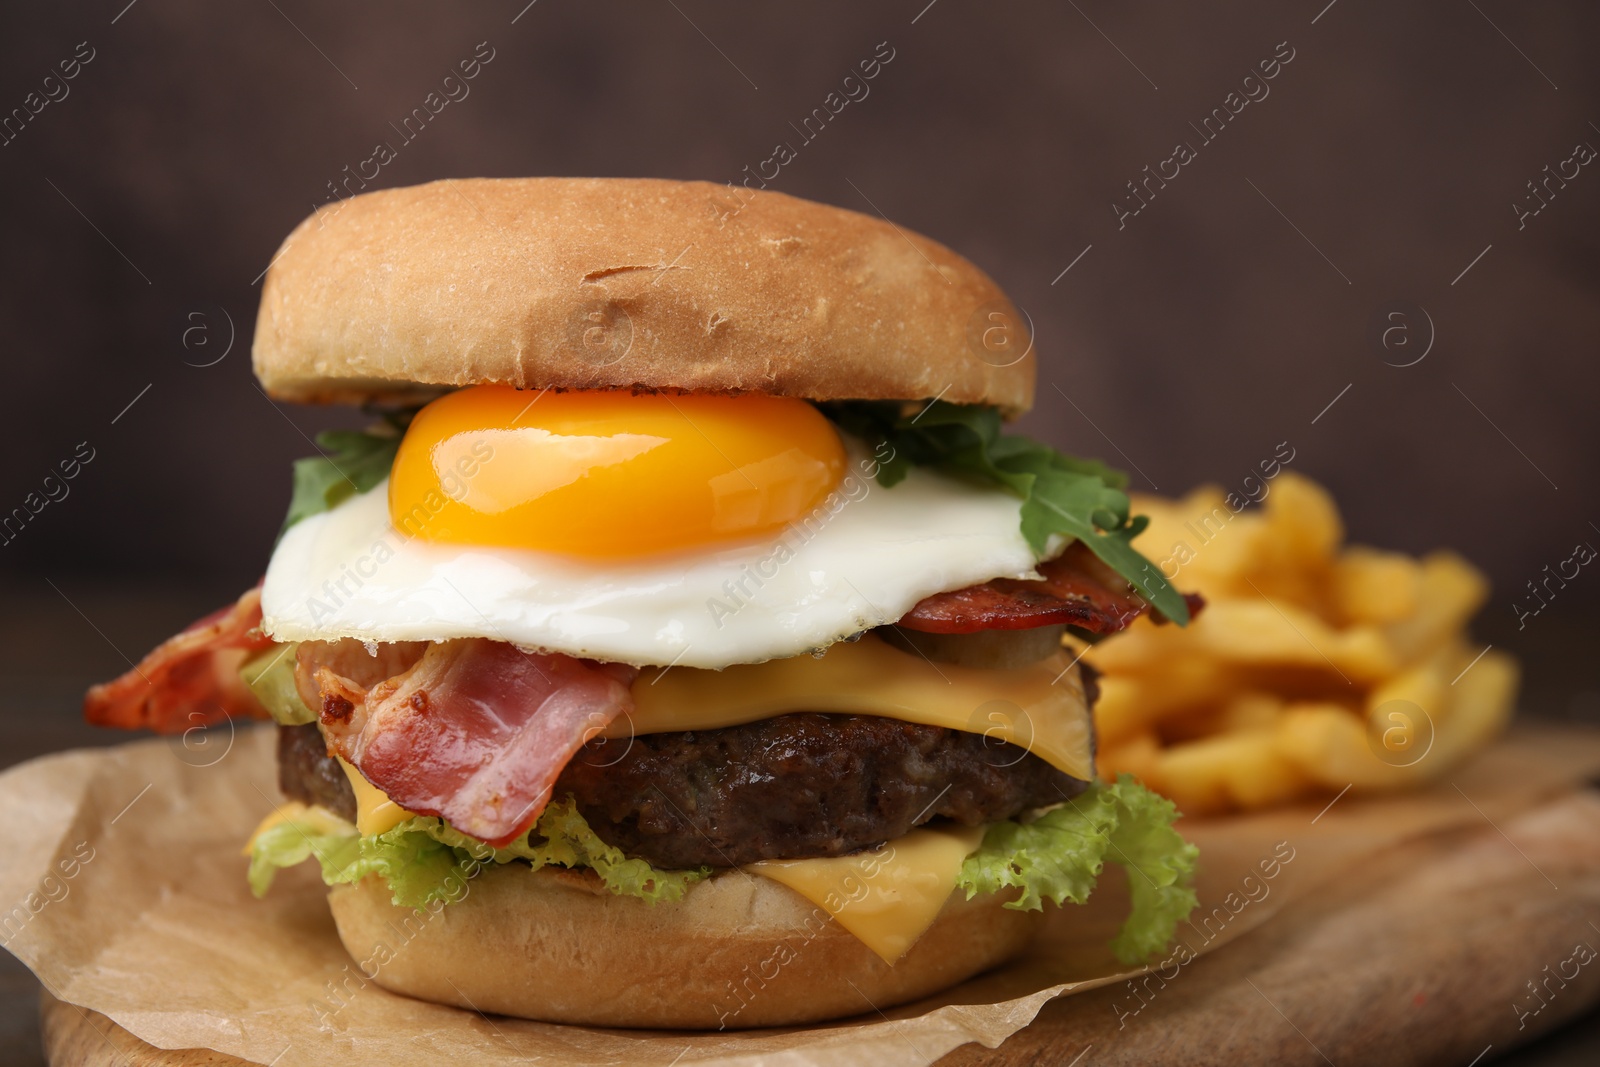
84,178,1199,1029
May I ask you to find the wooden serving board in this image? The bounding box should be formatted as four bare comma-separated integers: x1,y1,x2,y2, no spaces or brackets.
41,995,242,1067
41,789,1600,1067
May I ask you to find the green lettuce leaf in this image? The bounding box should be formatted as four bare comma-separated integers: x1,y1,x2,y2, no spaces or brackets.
955,776,1198,964
279,415,411,537
248,797,709,909
821,400,1189,625
239,643,315,726
251,785,1194,964
247,820,363,897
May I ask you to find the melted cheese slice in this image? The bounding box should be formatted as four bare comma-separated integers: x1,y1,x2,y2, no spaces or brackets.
245,757,416,844
337,757,416,836
750,824,987,963
612,635,1093,781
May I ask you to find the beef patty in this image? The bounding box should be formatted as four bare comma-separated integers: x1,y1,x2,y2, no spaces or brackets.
278,722,358,823
278,715,1088,869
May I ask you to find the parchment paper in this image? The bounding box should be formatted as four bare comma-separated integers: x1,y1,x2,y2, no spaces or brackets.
2,723,1599,1067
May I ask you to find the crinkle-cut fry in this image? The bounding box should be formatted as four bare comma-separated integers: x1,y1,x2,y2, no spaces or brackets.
1087,602,1397,685
1241,473,1344,607
1093,473,1513,815
1096,731,1165,790
1164,472,1342,615
1333,546,1423,626
1280,660,1448,791
1234,568,1329,621
1264,471,1344,570
1434,647,1518,767
1274,647,1517,794
1091,659,1239,748
1384,551,1489,665
1275,702,1406,791
1182,600,1398,684
1156,731,1314,816
1159,693,1288,746
1092,675,1154,749
1081,614,1188,674
1127,487,1232,559
1216,692,1286,734
1364,641,1453,765
1329,625,1401,684
1127,487,1273,600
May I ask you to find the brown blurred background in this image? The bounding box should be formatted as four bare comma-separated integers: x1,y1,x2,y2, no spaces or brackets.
0,0,1596,1060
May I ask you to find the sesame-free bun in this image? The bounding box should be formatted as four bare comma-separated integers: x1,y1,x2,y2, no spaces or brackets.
252,178,1035,415
327,863,1042,1029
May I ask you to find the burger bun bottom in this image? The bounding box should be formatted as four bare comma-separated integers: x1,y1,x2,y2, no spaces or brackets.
328,862,1044,1029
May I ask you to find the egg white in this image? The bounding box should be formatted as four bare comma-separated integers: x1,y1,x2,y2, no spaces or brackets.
260,447,1053,669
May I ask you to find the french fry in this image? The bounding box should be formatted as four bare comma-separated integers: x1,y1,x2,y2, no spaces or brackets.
1243,473,1343,611
1096,731,1165,790
1081,615,1189,674
1224,736,1315,810
1147,736,1233,815
1265,472,1343,569
1157,731,1313,815
1330,625,1404,685
1364,650,1450,765
1216,692,1285,734
1384,552,1489,665
1091,659,1237,748
1275,702,1404,790
1429,647,1518,767
1089,472,1514,815
1090,675,1155,749
1181,600,1398,684
1333,546,1422,625
1274,650,1517,794
1127,487,1271,600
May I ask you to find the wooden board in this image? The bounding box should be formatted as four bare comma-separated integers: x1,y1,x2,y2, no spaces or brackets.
42,790,1600,1067
40,994,245,1066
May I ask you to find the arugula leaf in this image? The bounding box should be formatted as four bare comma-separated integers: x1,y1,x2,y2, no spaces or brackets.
955,776,1199,965
821,400,1189,624
280,413,412,537
247,797,710,909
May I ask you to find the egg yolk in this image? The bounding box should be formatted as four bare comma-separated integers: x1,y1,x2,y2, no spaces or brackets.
388,385,848,559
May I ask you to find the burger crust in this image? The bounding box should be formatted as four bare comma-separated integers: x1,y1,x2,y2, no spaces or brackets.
328,862,1043,1029
252,178,1035,415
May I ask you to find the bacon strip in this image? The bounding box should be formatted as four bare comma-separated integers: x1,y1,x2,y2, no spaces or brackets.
291,638,429,708
300,639,636,846
83,585,276,732
897,541,1203,635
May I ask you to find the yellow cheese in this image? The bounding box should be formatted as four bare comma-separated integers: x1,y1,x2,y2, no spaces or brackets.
336,757,417,836
750,824,987,963
614,635,1093,781
241,801,355,855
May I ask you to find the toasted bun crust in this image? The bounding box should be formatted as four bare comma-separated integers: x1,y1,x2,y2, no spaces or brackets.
328,863,1043,1029
252,178,1034,415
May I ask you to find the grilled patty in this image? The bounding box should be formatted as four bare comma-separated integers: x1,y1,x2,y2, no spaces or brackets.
278,715,1088,869
278,721,357,823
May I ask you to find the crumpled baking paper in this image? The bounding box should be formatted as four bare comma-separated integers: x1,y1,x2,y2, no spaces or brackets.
3,723,1599,1066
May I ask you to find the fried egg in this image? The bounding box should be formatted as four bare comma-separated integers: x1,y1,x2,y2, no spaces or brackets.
260,386,1051,668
